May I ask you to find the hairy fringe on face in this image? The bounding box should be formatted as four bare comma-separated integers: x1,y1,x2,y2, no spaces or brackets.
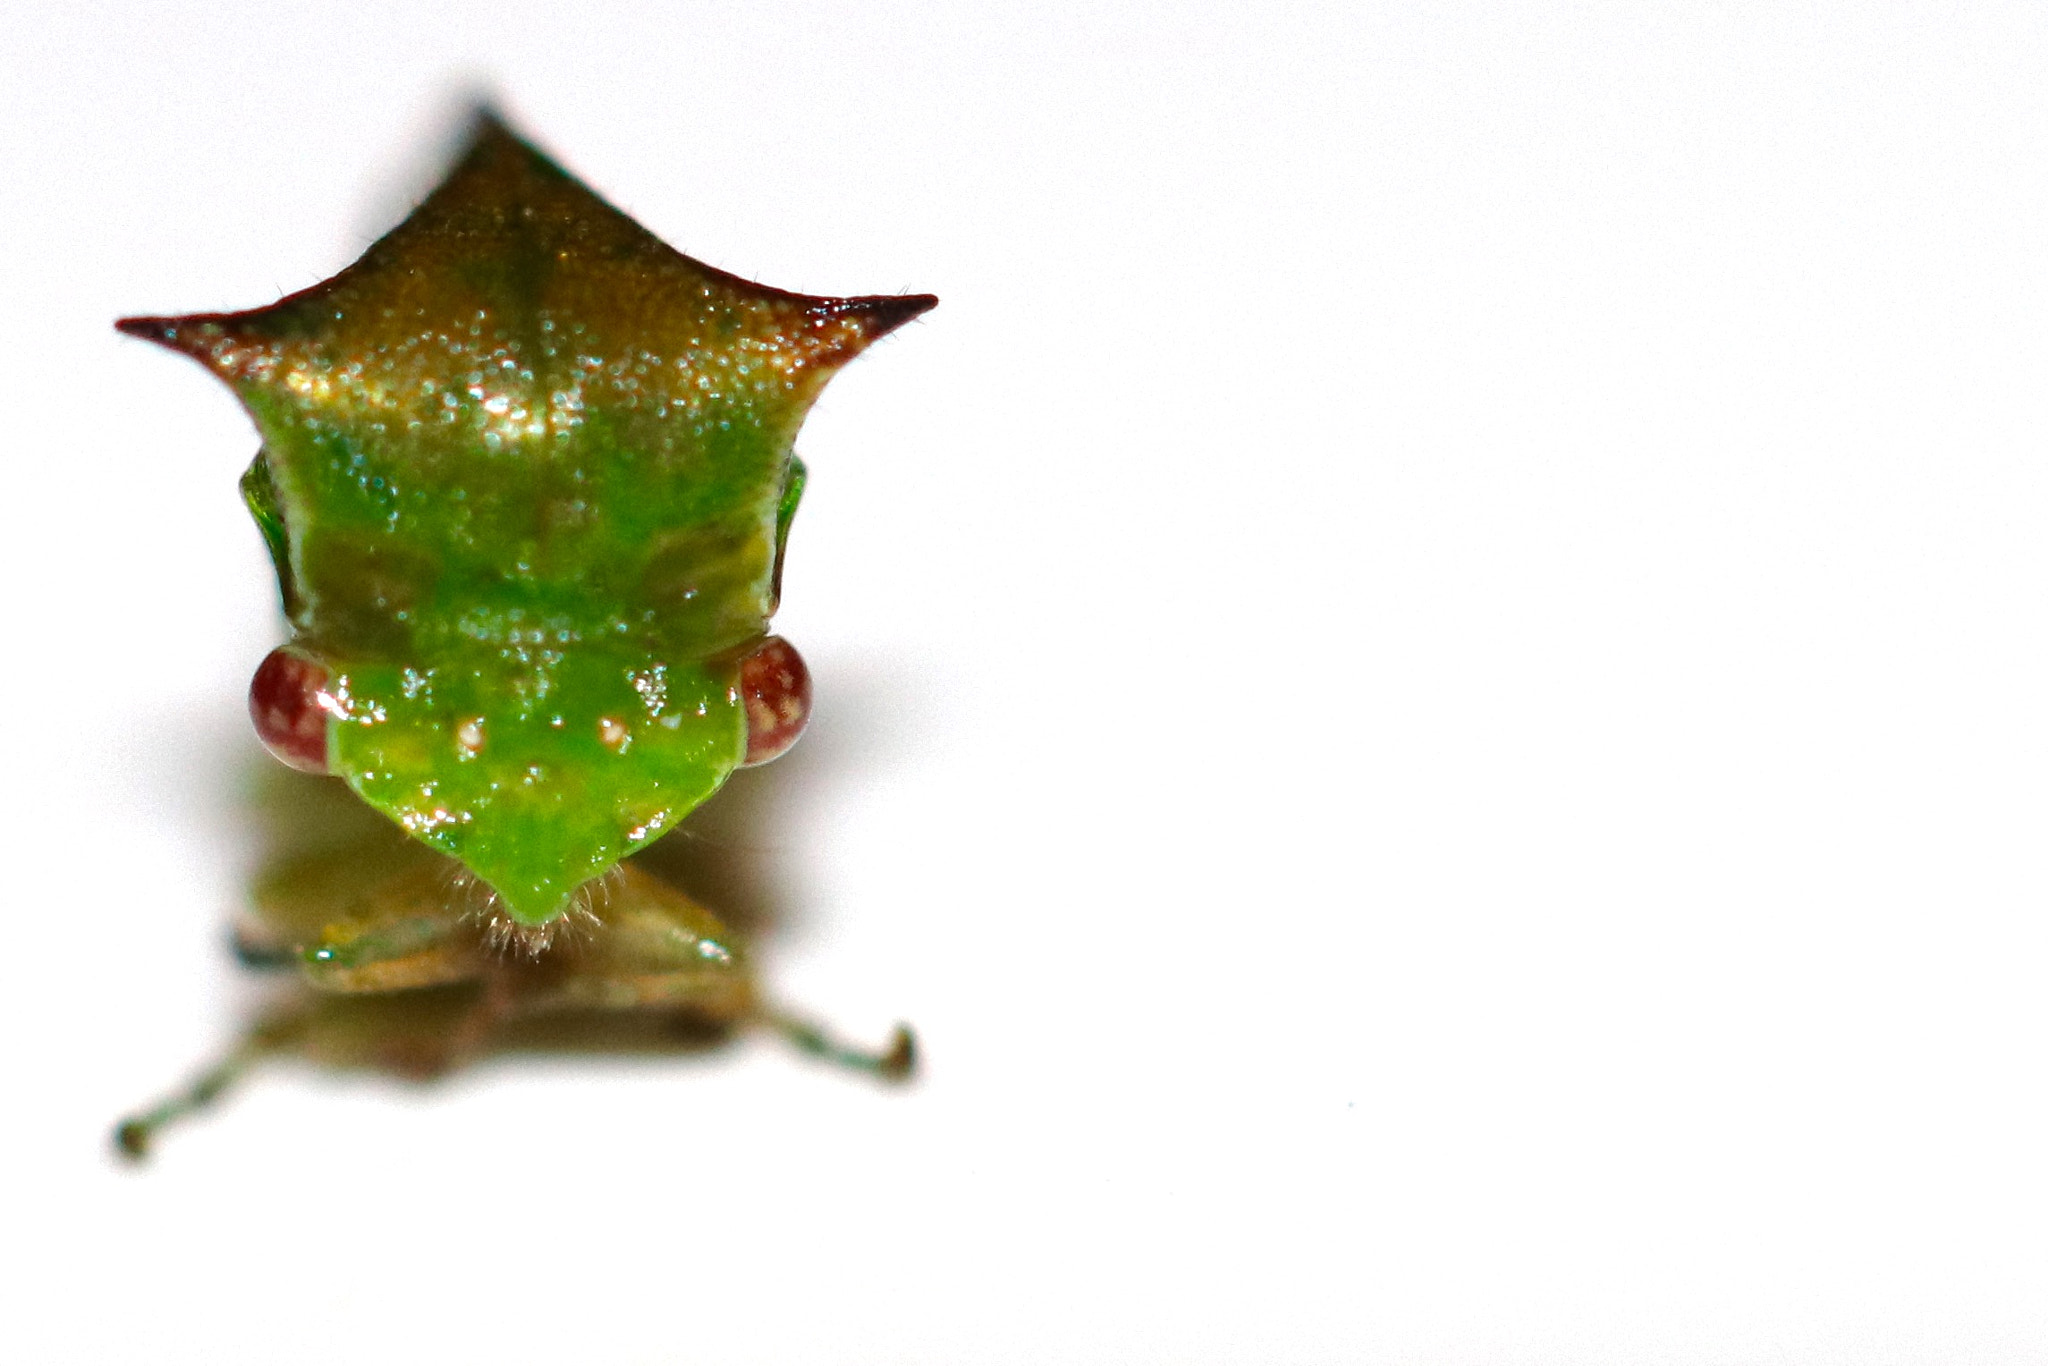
446,864,616,959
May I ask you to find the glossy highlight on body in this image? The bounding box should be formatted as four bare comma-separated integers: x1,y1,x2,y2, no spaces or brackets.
119,113,934,924
111,110,933,1158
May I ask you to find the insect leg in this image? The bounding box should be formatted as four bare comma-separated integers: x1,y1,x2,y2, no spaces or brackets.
229,924,298,970
112,1008,307,1162
759,1009,916,1082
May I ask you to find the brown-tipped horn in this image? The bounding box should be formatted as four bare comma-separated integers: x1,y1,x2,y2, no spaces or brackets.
113,312,240,357
813,293,939,344
113,314,185,344
464,99,515,143
452,102,538,169
114,311,269,380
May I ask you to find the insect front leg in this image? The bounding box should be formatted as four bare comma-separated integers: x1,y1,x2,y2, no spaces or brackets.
113,1007,309,1162
758,1009,917,1082
250,848,487,994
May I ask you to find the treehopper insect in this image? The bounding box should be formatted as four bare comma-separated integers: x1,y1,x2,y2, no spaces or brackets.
114,113,933,1157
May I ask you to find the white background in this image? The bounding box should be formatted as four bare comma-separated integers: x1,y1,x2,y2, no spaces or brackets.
4,2,2047,1360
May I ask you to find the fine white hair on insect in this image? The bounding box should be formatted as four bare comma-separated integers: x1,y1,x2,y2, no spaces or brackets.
443,864,501,922
468,869,609,959
595,864,625,910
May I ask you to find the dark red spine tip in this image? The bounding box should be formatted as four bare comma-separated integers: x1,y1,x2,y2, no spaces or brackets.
114,315,179,342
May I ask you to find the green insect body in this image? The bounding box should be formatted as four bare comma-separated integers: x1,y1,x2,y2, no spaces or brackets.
113,115,932,1156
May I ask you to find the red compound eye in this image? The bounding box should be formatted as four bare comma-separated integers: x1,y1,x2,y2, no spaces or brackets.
739,635,811,767
249,646,338,774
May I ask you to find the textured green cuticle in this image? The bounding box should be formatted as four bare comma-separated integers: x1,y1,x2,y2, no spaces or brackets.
331,650,745,922
772,455,806,608
239,452,299,619
122,115,935,925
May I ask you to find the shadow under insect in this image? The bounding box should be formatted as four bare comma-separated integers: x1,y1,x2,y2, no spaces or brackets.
115,760,912,1161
